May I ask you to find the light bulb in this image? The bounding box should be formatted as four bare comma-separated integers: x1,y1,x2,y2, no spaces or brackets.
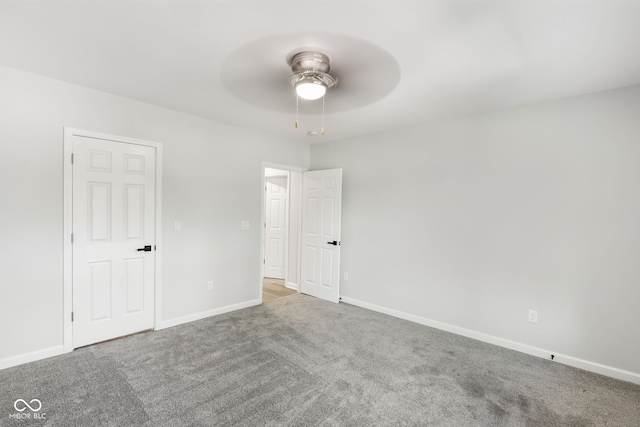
295,81,326,100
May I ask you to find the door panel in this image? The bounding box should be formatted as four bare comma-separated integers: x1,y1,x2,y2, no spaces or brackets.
72,135,156,348
88,183,111,241
300,169,342,303
89,261,111,320
124,185,144,239
125,257,145,313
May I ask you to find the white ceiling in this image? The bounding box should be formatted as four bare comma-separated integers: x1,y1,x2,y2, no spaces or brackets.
1,0,639,143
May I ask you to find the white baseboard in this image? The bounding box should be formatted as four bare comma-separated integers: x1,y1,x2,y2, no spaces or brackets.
0,345,64,371
157,299,262,330
285,282,299,291
339,296,640,385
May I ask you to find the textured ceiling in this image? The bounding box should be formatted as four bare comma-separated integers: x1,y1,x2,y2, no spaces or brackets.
1,0,639,143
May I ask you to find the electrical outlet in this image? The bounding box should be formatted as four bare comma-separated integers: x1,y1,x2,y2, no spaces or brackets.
528,309,538,323
174,221,182,232
207,281,214,291
241,220,250,230
343,272,349,281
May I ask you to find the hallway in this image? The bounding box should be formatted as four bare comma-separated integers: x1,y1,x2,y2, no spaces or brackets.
262,278,297,302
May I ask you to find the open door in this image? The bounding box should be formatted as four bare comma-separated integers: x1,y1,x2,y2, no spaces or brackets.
300,169,342,303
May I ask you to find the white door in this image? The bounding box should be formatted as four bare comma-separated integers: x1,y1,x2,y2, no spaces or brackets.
300,169,342,303
72,135,156,348
264,176,288,279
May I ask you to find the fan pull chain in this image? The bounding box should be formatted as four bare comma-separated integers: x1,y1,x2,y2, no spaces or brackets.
294,91,328,134
295,94,299,128
321,95,325,135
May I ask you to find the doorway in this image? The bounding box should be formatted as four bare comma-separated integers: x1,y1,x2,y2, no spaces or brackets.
263,167,294,302
261,164,305,302
260,163,343,304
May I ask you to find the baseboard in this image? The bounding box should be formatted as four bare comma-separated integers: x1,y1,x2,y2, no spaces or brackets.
157,299,262,330
339,296,640,385
551,353,640,385
0,345,64,371
0,300,263,370
285,282,299,291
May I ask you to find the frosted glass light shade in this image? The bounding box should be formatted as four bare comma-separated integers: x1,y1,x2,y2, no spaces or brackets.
295,81,327,100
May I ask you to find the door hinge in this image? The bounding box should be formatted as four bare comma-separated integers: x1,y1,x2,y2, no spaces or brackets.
71,153,74,164
71,312,74,322
263,259,265,264
71,233,74,243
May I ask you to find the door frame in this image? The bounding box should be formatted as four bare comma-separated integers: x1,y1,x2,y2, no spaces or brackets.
63,127,163,352
260,162,307,301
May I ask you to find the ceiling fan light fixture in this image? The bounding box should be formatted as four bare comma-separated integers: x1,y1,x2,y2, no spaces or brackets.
295,79,327,100
287,49,338,134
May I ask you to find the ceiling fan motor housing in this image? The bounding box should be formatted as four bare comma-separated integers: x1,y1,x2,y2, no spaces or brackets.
290,51,331,73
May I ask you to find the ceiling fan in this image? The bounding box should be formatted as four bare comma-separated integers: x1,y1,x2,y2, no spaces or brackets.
220,32,400,136
288,50,338,101
287,50,338,133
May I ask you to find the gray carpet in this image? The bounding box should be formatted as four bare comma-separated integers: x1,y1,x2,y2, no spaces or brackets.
1,294,639,426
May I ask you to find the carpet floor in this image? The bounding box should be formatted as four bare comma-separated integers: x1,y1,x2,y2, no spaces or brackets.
1,294,639,426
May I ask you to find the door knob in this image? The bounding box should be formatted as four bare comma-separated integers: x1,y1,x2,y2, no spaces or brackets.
137,245,152,252
327,241,339,246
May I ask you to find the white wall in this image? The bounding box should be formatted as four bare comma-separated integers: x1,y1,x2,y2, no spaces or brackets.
0,65,309,364
311,85,640,379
